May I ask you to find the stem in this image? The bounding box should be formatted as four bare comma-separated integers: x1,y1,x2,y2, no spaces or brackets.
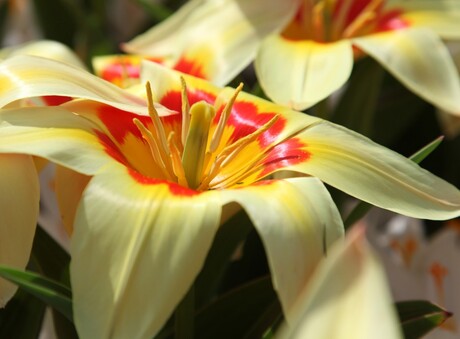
175,285,195,339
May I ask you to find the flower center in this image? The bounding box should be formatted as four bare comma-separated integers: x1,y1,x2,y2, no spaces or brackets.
282,0,406,42
133,80,279,190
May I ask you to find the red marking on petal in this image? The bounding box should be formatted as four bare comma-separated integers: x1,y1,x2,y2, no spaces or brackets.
94,130,130,166
159,89,217,114
97,105,149,144
101,62,141,83
100,57,166,83
376,9,410,32
128,168,201,196
42,96,72,106
173,57,207,79
222,101,286,148
259,138,310,177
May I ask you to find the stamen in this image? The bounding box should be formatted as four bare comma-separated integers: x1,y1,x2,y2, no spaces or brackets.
180,76,190,146
331,0,353,40
168,132,188,187
133,118,176,181
209,83,244,153
204,115,279,189
145,82,170,157
342,0,383,38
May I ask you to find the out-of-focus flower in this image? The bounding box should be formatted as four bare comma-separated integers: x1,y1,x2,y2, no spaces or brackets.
92,53,210,88
280,226,402,339
124,0,460,113
367,214,460,339
1,55,460,338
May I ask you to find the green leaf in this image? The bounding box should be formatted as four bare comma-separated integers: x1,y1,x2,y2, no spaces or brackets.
332,57,385,136
195,276,279,339
31,225,78,338
409,136,444,164
136,0,173,22
31,225,70,282
195,210,253,307
0,266,73,322
32,0,80,46
344,136,444,228
0,289,46,338
396,300,452,339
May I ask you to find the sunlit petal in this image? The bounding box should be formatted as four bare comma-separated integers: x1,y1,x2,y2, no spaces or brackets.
220,177,344,321
0,106,112,175
353,28,460,113
0,55,172,116
71,162,221,339
285,120,460,220
255,36,353,110
280,227,402,339
0,155,39,306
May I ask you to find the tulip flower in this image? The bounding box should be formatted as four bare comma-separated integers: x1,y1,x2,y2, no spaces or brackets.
1,55,460,338
123,0,460,112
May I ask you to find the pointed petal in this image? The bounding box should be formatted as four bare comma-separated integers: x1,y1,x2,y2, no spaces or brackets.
401,11,460,39
255,36,353,110
0,106,113,175
0,55,171,116
220,177,344,321
0,155,39,306
124,0,299,85
71,163,221,339
353,28,460,113
280,227,403,339
287,120,460,220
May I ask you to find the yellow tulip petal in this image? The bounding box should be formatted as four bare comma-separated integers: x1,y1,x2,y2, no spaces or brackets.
70,162,221,339
0,40,86,68
220,177,344,322
0,154,39,306
0,107,112,175
280,227,402,339
55,165,91,235
255,36,353,110
0,55,171,116
353,28,460,113
401,11,460,39
288,120,460,220
124,0,299,85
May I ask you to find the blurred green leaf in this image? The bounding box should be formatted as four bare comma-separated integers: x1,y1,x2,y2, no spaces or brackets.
195,210,253,307
33,0,80,46
396,300,452,339
31,226,78,338
0,266,73,322
31,225,70,282
136,0,172,22
332,58,385,136
344,136,444,228
196,276,279,339
0,289,46,338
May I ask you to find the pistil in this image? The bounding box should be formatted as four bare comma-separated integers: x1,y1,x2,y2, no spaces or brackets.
182,101,215,189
